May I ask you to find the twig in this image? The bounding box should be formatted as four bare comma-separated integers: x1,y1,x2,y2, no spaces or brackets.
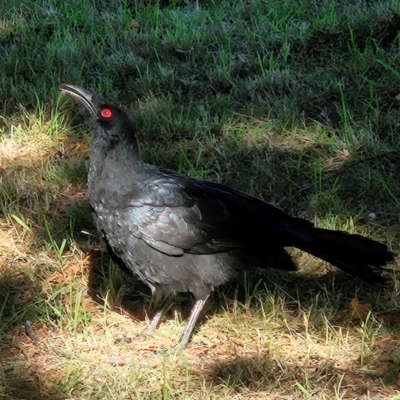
24,320,39,344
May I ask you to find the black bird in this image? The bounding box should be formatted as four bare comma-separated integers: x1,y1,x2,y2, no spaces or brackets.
59,84,394,348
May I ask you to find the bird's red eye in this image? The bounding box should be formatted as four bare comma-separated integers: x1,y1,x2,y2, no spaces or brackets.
101,108,113,118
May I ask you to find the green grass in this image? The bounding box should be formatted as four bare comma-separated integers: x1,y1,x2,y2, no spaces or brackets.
2,0,400,398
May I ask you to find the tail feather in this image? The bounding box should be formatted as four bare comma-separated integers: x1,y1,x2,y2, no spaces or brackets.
292,228,394,283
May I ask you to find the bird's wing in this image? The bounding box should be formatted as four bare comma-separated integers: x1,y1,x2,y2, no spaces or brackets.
124,168,306,256
125,173,229,255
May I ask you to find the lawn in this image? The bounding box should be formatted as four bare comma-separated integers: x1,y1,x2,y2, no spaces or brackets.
1,0,400,398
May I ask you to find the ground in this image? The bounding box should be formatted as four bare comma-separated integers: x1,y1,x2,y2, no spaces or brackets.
2,0,400,399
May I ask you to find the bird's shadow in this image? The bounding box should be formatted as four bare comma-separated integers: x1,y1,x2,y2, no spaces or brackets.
192,347,400,396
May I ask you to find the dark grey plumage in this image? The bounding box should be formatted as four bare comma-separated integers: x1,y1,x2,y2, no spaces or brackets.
59,84,394,348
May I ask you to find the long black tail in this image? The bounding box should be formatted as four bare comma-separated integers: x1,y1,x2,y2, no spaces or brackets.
291,227,395,283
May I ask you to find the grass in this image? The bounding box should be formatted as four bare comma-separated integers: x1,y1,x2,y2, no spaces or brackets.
2,0,400,398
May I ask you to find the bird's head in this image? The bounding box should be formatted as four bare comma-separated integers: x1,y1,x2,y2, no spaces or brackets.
59,84,138,152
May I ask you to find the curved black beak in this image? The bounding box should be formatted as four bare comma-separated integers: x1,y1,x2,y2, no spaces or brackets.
59,84,97,117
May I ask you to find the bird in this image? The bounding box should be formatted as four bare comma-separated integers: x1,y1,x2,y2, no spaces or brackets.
59,83,395,349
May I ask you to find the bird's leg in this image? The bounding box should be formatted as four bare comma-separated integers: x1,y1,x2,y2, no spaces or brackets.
147,296,174,333
175,293,211,349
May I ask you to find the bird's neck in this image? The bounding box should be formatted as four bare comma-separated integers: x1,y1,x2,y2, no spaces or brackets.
88,133,143,199
90,131,140,162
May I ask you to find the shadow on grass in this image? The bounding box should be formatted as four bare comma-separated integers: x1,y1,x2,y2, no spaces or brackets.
197,348,400,397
